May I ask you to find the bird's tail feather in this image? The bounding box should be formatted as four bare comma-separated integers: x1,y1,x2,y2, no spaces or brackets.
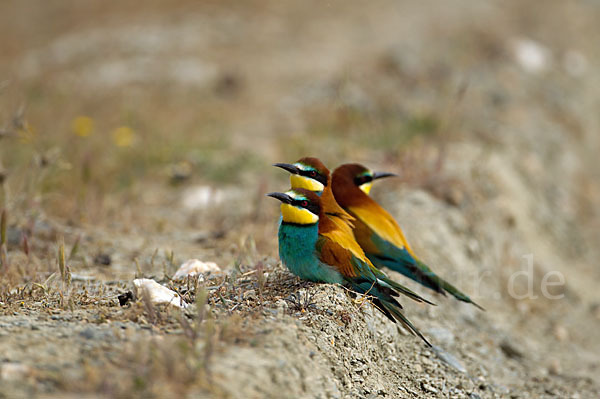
378,276,436,306
414,260,485,310
380,299,432,347
350,281,432,347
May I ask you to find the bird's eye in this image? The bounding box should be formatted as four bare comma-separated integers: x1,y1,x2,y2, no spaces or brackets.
300,200,309,207
309,170,317,177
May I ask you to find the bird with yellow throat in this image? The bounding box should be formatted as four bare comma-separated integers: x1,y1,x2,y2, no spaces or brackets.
332,163,483,309
267,188,434,346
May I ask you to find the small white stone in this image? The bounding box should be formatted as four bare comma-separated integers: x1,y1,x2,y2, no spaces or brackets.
133,278,188,308
512,38,550,73
421,381,438,394
173,259,221,280
549,358,561,375
553,325,569,342
181,186,225,210
1,363,31,380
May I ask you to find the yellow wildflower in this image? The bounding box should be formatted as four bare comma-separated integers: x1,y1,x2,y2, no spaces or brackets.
112,126,135,147
71,116,94,137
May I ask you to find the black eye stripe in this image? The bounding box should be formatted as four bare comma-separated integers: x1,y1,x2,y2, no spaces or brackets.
353,175,373,186
299,169,328,187
291,198,319,215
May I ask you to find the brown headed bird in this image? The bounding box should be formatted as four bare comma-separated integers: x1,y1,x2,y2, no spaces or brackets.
331,163,483,309
273,157,355,236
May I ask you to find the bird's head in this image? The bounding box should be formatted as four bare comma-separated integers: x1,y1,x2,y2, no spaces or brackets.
273,157,330,194
266,188,322,225
332,163,397,195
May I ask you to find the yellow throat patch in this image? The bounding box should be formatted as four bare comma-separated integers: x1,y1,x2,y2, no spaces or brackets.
290,174,324,193
280,203,319,225
359,182,372,195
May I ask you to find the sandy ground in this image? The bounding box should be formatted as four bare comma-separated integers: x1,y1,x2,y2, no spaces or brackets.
1,1,599,398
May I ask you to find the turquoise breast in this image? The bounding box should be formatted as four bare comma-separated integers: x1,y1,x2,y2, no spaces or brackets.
277,222,343,284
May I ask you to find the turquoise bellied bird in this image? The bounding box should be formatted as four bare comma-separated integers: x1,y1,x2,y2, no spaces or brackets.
331,163,483,309
267,187,434,346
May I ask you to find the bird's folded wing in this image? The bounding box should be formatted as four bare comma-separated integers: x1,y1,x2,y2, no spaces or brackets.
348,203,415,257
316,231,386,281
320,227,369,264
316,234,364,278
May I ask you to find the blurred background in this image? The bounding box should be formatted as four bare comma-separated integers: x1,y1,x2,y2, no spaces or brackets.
1,0,599,397
2,0,599,273
1,0,598,252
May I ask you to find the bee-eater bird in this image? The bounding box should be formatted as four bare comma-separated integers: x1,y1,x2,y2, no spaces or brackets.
273,157,355,236
267,188,433,346
331,163,483,310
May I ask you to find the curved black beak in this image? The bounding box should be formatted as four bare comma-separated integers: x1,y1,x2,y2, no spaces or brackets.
372,172,397,181
273,163,301,175
266,192,293,204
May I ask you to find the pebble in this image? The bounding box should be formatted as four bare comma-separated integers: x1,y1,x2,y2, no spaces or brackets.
132,278,188,308
548,359,561,375
421,381,438,394
172,259,221,280
79,327,96,340
512,37,550,73
458,379,474,390
94,253,112,266
500,339,524,360
553,325,568,341
243,289,256,300
0,363,31,381
181,185,225,210
421,357,435,367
